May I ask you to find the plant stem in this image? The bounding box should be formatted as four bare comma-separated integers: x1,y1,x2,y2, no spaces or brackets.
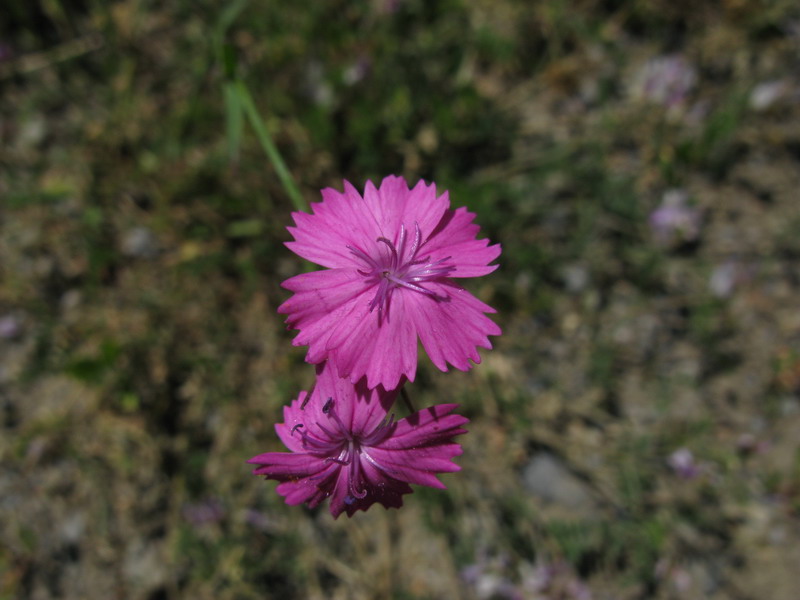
235,79,308,213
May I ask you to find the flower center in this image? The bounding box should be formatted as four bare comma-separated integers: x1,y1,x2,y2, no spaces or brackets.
347,222,455,313
291,398,398,500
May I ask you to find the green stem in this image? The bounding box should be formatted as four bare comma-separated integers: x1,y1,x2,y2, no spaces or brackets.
235,79,308,213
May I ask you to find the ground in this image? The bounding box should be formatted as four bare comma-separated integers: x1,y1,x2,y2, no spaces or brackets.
2,1,800,599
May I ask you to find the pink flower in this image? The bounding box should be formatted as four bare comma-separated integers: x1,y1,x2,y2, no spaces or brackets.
248,362,468,518
278,175,501,390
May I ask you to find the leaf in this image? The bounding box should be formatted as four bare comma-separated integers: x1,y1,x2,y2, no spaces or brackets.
223,82,243,164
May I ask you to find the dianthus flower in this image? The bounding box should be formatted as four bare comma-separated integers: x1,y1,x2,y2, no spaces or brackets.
278,175,501,390
248,362,468,518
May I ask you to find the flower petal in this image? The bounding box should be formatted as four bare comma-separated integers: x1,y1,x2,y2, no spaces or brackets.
398,180,451,242
274,392,317,452
285,184,381,268
327,462,355,518
247,451,326,480
327,289,418,389
303,361,397,435
279,269,371,363
365,445,461,488
334,458,412,518
423,206,501,277
381,403,470,449
276,463,340,508
409,281,501,372
363,404,467,489
363,176,450,244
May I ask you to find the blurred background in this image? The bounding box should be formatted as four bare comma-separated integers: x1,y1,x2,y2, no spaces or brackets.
2,1,800,598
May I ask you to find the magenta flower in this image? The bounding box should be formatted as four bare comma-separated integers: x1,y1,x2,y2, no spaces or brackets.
278,175,501,390
248,363,468,518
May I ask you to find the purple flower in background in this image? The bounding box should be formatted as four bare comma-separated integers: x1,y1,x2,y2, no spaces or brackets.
182,497,225,527
630,55,696,108
242,508,274,531
655,559,693,594
649,189,701,245
709,260,746,298
342,55,371,86
379,0,404,14
524,561,593,600
279,175,501,390
0,43,13,62
735,433,770,456
0,314,22,340
461,556,592,600
667,448,701,480
248,362,468,518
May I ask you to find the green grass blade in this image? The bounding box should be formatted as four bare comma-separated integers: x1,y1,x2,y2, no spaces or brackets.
235,79,307,213
223,82,243,164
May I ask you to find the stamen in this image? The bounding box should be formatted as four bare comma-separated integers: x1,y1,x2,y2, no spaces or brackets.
368,280,390,313
347,245,379,269
360,448,400,475
385,274,441,297
316,421,341,440
300,384,315,409
361,413,396,446
409,222,422,258
351,221,455,313
321,398,352,438
376,237,399,269
297,430,341,452
348,446,367,499
299,392,414,498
